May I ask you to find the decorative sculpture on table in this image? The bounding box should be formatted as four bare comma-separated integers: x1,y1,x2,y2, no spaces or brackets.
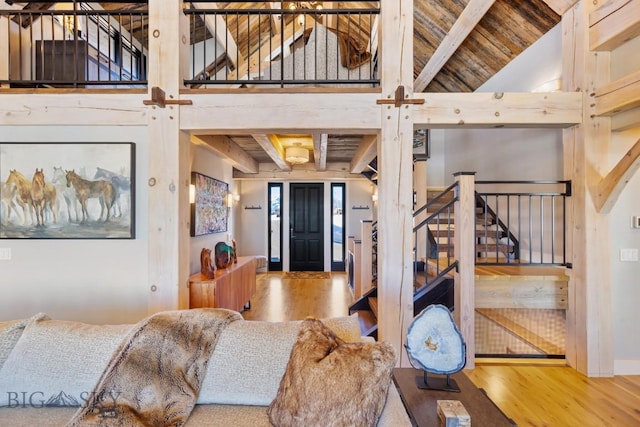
232,239,238,264
405,304,466,392
200,248,216,279
214,241,236,270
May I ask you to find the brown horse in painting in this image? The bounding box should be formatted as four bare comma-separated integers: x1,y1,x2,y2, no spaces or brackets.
65,169,116,223
5,169,34,225
31,168,58,226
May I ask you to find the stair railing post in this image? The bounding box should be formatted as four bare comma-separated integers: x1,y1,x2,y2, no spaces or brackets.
453,172,476,369
360,220,374,296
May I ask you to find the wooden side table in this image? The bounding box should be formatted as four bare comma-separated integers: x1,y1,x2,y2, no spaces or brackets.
189,256,257,312
392,368,517,427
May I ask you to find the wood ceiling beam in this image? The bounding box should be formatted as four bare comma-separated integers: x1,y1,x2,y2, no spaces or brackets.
540,0,579,16
413,92,582,127
350,134,377,173
233,162,364,180
268,2,282,35
414,0,496,92
594,69,640,116
312,132,328,170
251,134,291,171
368,14,379,58
589,0,640,51
594,138,640,213
191,135,258,173
192,2,239,68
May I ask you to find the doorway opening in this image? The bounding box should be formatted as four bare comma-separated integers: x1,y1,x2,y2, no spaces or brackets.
289,183,324,271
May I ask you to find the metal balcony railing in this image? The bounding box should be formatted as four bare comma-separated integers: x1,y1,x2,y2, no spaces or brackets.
183,1,380,88
0,4,148,88
1,2,379,89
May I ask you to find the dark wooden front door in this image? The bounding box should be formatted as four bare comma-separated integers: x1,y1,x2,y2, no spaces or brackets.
290,183,324,271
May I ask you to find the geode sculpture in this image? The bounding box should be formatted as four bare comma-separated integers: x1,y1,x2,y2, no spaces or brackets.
405,304,466,391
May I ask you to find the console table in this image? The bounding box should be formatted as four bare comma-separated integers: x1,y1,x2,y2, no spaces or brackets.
189,256,257,312
392,368,517,427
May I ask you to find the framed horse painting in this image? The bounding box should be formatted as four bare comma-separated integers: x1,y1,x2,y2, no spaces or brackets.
0,142,135,239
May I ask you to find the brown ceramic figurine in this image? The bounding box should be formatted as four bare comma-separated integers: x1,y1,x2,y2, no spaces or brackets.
200,248,215,279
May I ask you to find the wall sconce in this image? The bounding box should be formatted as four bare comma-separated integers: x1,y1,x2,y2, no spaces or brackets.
226,193,240,208
189,184,196,204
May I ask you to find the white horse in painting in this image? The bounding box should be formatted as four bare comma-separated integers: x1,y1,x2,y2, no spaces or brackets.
65,169,116,223
5,170,35,225
1,181,20,225
52,166,81,223
31,168,58,226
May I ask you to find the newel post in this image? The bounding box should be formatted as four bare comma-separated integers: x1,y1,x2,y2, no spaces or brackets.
453,172,476,369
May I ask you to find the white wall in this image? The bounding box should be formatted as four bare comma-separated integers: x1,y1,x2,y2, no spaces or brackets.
346,180,375,240
188,145,235,275
443,128,562,182
610,127,640,373
235,180,269,258
0,126,149,324
610,35,640,374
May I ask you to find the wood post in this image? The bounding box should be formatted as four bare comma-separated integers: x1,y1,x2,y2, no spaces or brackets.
562,0,613,376
147,0,191,313
454,172,476,369
377,0,414,366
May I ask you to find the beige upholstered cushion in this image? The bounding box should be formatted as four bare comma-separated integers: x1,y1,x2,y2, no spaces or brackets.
0,318,132,407
0,313,49,372
268,318,397,427
198,314,361,406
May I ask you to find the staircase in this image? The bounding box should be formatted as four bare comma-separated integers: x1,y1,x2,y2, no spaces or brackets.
350,180,570,358
420,188,518,263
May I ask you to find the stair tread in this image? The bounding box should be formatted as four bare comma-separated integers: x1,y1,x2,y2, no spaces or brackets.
352,309,377,336
368,297,378,318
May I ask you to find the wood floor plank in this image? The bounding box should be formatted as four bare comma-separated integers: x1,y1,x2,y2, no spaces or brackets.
465,364,640,426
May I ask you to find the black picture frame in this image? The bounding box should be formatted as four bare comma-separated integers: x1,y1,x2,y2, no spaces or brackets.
413,128,430,161
190,171,228,237
0,142,135,239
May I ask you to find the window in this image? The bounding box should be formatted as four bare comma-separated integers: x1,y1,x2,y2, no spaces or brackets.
268,183,283,271
331,183,345,271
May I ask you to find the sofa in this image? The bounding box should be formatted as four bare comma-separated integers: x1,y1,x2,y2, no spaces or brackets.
0,310,411,426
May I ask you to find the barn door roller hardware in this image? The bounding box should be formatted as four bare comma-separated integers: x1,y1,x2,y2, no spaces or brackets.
143,87,193,108
376,86,425,108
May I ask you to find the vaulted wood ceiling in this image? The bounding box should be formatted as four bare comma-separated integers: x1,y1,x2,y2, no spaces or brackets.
12,1,562,173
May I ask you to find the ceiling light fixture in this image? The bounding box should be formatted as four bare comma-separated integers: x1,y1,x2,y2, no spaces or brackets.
288,2,323,11
285,143,310,165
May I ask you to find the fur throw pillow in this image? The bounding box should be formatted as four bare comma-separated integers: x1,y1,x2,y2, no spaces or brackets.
268,318,397,427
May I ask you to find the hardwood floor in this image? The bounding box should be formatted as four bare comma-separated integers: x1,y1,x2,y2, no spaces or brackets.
241,272,352,322
242,272,640,426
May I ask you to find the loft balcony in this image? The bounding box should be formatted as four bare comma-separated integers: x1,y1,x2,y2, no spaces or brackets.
0,1,379,90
